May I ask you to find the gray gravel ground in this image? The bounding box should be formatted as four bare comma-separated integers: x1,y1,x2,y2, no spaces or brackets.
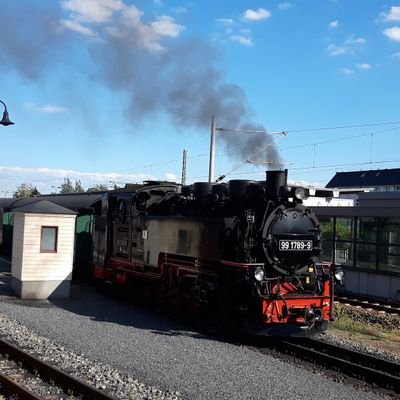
0,260,391,400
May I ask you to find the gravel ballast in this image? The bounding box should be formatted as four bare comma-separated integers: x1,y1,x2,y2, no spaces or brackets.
0,279,391,400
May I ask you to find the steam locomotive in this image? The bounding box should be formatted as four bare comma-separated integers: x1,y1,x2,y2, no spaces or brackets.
90,170,340,336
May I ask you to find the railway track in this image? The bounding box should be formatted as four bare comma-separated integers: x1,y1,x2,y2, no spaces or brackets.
258,337,400,395
0,338,118,400
335,294,400,315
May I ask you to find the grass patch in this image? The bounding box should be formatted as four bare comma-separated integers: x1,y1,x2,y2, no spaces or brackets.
330,304,400,343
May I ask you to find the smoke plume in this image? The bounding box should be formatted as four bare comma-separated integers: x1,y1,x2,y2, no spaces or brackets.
0,1,281,166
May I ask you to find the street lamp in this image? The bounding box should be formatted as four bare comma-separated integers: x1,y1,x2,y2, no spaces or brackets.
0,100,14,126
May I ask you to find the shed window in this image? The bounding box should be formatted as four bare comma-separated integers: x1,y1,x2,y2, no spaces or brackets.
41,226,58,253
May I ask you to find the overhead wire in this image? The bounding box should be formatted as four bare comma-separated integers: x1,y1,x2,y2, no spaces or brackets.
4,119,400,195
188,158,400,181
286,120,400,134
280,126,399,152
88,120,400,179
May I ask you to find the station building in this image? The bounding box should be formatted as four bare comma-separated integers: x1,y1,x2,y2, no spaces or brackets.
308,168,400,300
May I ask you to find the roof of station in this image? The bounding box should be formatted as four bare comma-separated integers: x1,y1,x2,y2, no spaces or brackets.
326,168,400,188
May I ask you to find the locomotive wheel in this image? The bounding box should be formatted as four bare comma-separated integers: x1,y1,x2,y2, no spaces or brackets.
194,279,241,336
195,302,224,335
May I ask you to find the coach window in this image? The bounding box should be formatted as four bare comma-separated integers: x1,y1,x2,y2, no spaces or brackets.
41,226,58,253
334,217,354,266
356,217,377,270
378,217,400,273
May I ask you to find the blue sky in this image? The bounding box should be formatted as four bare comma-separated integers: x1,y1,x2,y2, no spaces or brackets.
0,0,399,195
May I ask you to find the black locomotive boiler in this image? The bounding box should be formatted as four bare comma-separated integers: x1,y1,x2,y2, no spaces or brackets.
91,169,338,336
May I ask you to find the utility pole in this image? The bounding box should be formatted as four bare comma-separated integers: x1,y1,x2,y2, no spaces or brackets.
181,149,187,185
208,115,286,183
209,116,217,182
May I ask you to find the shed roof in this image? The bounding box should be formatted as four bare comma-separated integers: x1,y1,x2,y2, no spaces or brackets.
0,192,102,212
14,200,77,215
325,168,400,188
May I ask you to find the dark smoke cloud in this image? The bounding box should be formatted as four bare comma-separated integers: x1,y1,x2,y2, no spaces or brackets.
0,2,64,81
0,1,281,166
91,35,281,165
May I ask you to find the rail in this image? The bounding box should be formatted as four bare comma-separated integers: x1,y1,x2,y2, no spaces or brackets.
273,338,400,394
335,294,400,315
0,338,118,400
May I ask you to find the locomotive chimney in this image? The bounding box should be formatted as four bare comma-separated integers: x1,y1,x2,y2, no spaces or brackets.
266,169,288,199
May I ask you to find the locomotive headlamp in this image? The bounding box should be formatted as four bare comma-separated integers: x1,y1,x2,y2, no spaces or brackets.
334,267,345,283
254,267,265,282
283,186,307,201
294,187,306,200
305,307,322,322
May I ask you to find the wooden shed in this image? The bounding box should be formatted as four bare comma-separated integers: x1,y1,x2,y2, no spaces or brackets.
11,200,77,299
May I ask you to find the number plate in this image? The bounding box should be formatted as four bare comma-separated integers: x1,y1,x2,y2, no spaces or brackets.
279,240,313,251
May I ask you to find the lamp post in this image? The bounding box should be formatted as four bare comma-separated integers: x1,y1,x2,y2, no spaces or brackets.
0,100,14,126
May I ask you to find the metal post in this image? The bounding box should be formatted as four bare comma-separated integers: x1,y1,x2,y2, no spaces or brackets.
209,116,216,183
181,149,187,186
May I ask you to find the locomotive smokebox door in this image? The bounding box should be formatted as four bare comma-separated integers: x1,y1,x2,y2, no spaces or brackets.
262,204,321,275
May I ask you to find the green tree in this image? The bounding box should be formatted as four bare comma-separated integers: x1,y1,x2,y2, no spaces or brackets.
13,183,41,198
59,177,85,194
320,220,352,241
74,179,84,193
86,184,109,192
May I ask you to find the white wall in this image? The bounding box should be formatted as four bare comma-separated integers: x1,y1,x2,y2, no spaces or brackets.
303,197,356,207
11,213,24,280
12,212,76,282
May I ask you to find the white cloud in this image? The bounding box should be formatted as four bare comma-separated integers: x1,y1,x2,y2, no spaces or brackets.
327,35,366,56
59,19,97,37
0,165,157,195
327,43,349,56
278,3,291,10
340,68,354,75
164,172,177,181
151,16,184,37
61,0,124,23
230,35,253,46
343,35,366,45
110,5,184,52
243,8,271,21
381,6,400,22
216,18,234,25
384,26,400,41
172,7,187,14
391,52,400,59
356,63,371,70
59,1,185,52
329,20,339,29
25,102,69,113
40,105,69,113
